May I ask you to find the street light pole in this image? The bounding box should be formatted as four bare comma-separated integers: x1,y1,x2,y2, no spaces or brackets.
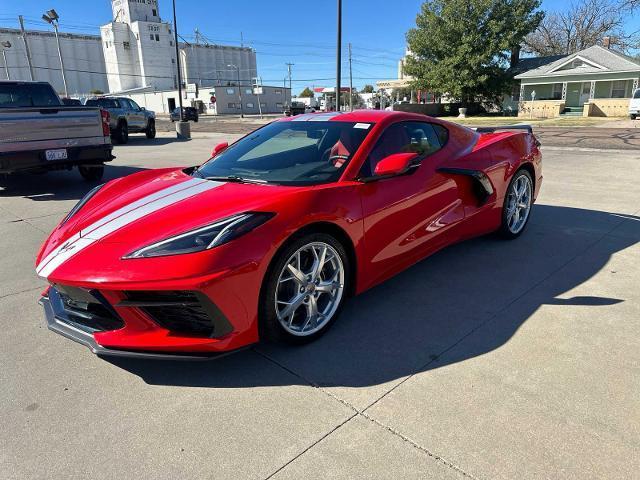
336,0,342,112
228,64,243,118
0,41,11,80
172,0,184,122
42,10,68,97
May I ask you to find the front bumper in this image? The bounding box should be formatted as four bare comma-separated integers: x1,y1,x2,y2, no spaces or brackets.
40,286,247,360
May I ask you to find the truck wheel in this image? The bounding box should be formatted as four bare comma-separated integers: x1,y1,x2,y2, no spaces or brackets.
145,119,156,139
114,121,128,144
78,165,104,181
631,114,637,120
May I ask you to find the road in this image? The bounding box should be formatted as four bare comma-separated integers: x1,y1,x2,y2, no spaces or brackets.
155,116,640,150
1,132,639,479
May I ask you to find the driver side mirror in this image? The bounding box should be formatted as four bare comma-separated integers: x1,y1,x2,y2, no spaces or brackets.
211,142,229,157
373,152,419,177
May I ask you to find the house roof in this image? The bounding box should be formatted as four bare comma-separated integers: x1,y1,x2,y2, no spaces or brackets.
509,54,566,76
514,45,640,79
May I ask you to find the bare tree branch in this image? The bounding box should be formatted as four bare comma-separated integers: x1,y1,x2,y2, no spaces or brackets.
523,0,639,56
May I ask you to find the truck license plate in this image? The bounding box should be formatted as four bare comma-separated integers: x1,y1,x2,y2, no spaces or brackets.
45,149,68,161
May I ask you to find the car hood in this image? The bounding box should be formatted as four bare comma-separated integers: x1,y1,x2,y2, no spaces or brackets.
36,167,304,278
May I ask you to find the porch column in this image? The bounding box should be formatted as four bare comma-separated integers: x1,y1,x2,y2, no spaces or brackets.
589,81,596,100
519,83,525,102
633,78,639,93
561,82,567,101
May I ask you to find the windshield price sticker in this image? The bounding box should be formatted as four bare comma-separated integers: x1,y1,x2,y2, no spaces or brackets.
353,123,371,129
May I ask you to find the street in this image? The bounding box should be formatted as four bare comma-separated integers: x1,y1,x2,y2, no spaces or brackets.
1,132,639,479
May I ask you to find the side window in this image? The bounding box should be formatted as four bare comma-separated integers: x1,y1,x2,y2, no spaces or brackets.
362,121,444,177
128,99,141,111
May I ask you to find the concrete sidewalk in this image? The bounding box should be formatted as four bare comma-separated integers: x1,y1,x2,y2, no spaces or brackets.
1,138,638,479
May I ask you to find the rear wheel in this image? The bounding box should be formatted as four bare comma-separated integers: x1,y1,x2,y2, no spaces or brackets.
631,114,637,120
145,119,156,139
78,165,104,181
114,121,129,144
260,233,349,344
500,169,533,239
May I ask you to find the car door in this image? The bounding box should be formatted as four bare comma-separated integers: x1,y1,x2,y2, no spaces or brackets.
358,121,465,286
123,98,145,131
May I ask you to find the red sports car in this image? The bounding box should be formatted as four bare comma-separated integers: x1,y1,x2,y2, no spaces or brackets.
36,110,542,359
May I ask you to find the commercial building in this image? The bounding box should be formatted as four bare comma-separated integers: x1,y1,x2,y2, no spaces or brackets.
0,0,257,96
123,84,290,115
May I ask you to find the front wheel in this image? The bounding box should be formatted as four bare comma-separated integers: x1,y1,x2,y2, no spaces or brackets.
260,233,350,344
145,119,156,139
499,169,533,239
78,165,104,181
631,114,637,120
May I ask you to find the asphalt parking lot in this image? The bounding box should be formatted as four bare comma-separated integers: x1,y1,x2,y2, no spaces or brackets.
1,132,639,479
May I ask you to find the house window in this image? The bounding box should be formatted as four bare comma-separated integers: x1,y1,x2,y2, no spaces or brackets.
276,102,283,109
611,80,627,98
152,8,157,16
275,89,282,95
150,34,154,41
169,40,173,46
228,103,236,109
246,102,254,108
245,88,253,95
123,41,130,50
552,83,563,100
226,88,235,95
260,102,266,108
155,34,160,41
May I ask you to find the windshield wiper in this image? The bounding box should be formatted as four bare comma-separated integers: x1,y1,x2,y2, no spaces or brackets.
201,175,269,185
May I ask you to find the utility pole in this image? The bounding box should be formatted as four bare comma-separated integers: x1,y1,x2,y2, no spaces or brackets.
19,16,34,81
1,41,11,80
348,42,353,111
228,64,243,118
42,9,67,97
285,62,294,92
240,31,244,48
336,0,342,112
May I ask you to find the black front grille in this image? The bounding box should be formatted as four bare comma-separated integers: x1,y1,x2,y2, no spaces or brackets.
51,285,124,333
123,290,217,337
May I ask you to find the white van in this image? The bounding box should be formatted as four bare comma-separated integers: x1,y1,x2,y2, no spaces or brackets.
630,88,640,120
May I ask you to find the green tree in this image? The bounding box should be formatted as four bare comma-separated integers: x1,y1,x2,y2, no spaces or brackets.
361,84,375,93
405,0,543,105
90,89,105,95
299,87,314,98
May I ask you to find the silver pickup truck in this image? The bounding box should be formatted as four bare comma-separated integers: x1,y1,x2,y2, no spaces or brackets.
84,97,156,144
0,81,114,181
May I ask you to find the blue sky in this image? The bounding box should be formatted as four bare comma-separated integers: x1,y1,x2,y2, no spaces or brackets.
1,0,637,94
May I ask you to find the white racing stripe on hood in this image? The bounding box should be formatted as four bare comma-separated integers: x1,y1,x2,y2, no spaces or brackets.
36,178,225,279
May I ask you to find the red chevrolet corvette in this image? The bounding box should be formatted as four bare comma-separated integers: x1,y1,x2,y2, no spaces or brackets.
36,110,542,359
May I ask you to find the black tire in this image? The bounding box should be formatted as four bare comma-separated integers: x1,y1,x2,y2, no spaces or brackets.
260,232,350,345
499,169,534,239
78,165,104,181
114,121,129,144
631,114,637,120
145,119,156,139
194,117,199,123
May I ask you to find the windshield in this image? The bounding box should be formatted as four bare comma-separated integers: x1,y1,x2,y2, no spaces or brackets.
195,121,373,185
634,89,640,99
85,98,120,108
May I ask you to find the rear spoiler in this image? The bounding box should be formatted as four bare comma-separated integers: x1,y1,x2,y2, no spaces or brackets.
473,124,540,146
474,125,533,134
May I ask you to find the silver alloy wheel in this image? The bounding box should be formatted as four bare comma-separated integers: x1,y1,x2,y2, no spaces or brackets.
275,241,345,336
506,173,532,234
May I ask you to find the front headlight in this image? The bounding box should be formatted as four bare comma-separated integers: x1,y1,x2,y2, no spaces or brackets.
60,183,104,226
123,212,274,259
